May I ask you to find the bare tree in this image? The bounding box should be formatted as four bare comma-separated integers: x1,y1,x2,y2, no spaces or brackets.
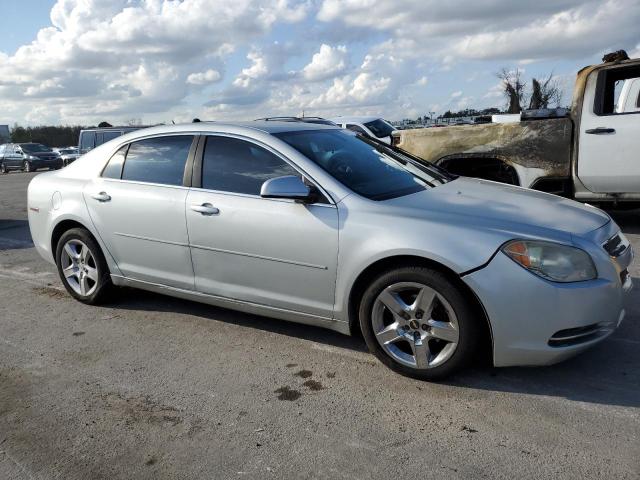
529,74,562,109
497,68,526,114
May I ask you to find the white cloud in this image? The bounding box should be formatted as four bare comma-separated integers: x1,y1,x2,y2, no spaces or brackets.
302,44,348,81
187,69,222,85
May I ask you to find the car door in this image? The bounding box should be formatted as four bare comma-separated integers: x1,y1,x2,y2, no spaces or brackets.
10,145,23,168
185,134,339,318
578,65,640,193
83,134,197,290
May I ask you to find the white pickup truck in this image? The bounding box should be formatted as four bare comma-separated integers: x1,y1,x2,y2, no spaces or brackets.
393,55,640,205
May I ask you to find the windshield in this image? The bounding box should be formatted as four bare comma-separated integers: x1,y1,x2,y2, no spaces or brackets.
20,143,52,153
364,119,394,138
274,129,449,200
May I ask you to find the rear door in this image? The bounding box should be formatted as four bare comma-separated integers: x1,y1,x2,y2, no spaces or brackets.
185,134,339,318
83,134,197,289
578,64,640,193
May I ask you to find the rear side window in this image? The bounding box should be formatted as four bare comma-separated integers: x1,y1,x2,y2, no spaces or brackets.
102,145,128,179
121,135,193,186
102,131,122,143
122,135,193,185
201,136,298,195
594,66,640,115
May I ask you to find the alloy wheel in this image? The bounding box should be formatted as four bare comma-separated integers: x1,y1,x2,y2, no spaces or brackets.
60,239,99,296
23,161,31,172
371,282,459,369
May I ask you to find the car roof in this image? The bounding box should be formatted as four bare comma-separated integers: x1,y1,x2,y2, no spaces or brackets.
118,121,339,138
329,116,381,124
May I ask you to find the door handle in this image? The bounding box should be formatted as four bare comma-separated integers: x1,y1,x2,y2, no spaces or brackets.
91,192,111,202
190,203,219,215
585,127,615,134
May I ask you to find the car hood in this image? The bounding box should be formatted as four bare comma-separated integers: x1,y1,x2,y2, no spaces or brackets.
385,177,610,238
29,152,58,158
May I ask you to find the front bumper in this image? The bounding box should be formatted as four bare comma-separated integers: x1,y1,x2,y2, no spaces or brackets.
463,234,633,367
31,158,63,169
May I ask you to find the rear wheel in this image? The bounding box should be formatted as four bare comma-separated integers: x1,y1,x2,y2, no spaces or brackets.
55,228,113,304
359,266,480,380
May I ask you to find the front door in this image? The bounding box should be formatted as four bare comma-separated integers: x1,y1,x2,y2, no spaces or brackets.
83,135,196,289
186,135,339,318
578,65,640,193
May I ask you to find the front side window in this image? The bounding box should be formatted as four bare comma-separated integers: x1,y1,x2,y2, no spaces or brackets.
363,119,394,138
121,135,193,186
275,129,449,200
201,136,298,195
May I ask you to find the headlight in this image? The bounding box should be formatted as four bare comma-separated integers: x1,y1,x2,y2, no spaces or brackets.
502,240,597,283
25,155,38,160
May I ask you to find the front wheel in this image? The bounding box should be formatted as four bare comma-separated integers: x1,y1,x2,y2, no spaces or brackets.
359,266,481,380
55,228,113,304
23,161,32,172
0,163,7,174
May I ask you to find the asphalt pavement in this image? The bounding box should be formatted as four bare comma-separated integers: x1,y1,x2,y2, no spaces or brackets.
0,171,638,479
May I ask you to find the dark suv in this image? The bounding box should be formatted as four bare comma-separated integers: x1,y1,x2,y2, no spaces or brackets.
0,143,62,173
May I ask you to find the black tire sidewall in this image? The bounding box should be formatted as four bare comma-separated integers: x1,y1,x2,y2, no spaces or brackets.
55,228,112,304
359,266,480,380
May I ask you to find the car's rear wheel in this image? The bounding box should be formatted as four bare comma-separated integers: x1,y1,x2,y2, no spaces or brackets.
55,228,113,304
23,161,32,172
359,266,480,380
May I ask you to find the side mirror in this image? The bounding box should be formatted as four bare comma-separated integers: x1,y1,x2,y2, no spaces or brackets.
260,175,314,203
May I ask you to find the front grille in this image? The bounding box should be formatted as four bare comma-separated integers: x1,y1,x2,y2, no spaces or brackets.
548,323,613,347
603,233,628,257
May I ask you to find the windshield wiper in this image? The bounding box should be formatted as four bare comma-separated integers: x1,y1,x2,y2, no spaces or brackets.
357,134,455,182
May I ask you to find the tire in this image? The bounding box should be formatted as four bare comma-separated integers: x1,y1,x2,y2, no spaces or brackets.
55,228,113,305
0,163,6,174
358,266,480,380
23,161,32,172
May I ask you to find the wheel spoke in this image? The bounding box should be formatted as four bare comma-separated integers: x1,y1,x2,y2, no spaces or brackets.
80,245,88,263
411,335,430,368
428,320,459,343
375,322,404,345
63,264,77,279
79,276,88,295
378,288,410,318
64,243,78,260
413,287,437,316
85,266,98,282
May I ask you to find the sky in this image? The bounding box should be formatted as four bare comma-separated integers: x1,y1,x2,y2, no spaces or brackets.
0,0,639,126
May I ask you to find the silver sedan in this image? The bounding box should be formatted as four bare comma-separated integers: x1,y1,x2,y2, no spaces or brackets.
27,122,634,379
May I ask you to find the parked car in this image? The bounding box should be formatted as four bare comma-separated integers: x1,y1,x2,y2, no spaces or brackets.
27,122,633,380
79,127,144,155
255,116,338,126
0,143,62,173
54,147,80,167
393,54,640,205
330,116,397,144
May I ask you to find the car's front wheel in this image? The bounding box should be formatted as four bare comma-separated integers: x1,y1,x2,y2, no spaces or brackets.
359,266,480,380
23,160,32,172
0,163,7,174
55,228,113,304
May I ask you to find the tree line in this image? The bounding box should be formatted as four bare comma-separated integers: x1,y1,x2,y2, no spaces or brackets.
9,124,89,147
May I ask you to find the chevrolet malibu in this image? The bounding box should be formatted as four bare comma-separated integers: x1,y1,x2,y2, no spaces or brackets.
27,122,634,379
